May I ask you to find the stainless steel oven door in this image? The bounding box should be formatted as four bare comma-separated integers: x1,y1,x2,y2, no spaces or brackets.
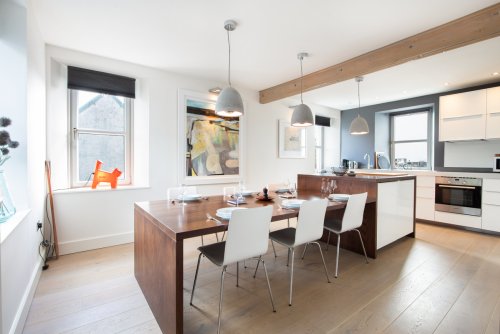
435,183,482,216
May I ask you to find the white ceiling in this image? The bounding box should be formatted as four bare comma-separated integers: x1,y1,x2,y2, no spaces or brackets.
32,0,500,110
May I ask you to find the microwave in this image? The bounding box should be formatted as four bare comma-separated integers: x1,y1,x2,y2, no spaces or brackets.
495,156,500,172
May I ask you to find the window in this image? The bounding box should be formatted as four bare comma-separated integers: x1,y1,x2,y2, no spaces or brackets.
390,110,432,170
70,90,132,186
314,125,324,171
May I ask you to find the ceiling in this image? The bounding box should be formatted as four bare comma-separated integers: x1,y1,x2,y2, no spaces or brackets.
32,0,500,110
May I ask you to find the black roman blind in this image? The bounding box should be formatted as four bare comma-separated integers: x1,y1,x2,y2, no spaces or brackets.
68,66,136,99
315,115,331,127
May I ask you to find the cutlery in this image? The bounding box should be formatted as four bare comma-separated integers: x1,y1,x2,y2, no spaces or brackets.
206,213,223,225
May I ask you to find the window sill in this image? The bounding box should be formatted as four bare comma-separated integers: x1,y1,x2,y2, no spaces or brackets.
53,185,150,195
0,209,31,244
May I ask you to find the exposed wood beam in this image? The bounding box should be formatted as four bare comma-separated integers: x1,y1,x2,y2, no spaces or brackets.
259,3,500,104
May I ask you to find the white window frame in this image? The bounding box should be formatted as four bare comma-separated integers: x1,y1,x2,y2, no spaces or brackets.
69,89,133,187
390,109,433,170
315,125,325,171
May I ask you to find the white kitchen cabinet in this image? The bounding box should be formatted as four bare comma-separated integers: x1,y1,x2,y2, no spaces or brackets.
486,87,500,139
377,180,414,249
434,211,482,229
416,176,435,221
482,178,500,232
439,90,487,141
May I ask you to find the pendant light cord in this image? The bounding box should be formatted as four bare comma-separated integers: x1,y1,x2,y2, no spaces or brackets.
299,56,304,104
227,29,232,87
357,79,361,109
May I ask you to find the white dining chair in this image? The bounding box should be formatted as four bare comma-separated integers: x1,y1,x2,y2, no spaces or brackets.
268,198,330,306
322,192,369,278
189,206,276,334
167,186,218,244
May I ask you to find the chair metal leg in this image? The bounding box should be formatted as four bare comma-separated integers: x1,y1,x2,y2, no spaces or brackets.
289,248,295,306
253,255,262,278
201,235,204,246
190,252,203,305
261,259,276,312
287,218,290,228
301,243,308,259
335,233,341,278
217,266,227,334
312,241,331,283
287,248,290,267
326,230,331,251
221,231,226,241
215,233,219,242
271,240,277,258
236,261,239,287
354,229,369,264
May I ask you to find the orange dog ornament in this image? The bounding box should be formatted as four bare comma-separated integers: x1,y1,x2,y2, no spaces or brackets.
91,160,122,189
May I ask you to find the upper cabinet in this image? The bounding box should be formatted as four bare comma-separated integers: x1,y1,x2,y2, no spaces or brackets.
439,90,486,141
439,86,500,141
486,86,500,139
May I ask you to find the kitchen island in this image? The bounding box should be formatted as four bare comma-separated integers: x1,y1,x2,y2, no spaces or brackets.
298,173,416,259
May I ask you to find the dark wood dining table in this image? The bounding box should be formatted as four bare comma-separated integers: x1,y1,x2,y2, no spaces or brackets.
134,191,375,334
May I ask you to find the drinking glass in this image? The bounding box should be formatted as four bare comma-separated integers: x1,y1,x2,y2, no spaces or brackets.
329,180,337,195
320,178,328,197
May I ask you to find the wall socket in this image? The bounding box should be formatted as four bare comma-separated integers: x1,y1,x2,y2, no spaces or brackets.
37,221,42,230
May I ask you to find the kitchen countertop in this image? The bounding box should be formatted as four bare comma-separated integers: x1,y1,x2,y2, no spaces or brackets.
348,169,500,179
303,173,416,183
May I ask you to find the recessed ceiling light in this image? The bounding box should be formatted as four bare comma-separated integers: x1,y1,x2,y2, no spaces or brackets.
444,82,449,86
493,72,499,76
403,90,408,94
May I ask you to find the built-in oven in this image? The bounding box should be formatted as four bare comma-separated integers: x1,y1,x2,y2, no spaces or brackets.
435,176,482,216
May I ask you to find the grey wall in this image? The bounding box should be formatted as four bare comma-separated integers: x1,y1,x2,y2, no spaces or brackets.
341,81,500,172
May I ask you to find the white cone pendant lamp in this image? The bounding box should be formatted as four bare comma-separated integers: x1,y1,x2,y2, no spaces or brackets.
215,20,244,117
291,53,313,127
349,76,369,135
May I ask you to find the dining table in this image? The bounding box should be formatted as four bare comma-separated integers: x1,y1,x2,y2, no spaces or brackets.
134,190,375,334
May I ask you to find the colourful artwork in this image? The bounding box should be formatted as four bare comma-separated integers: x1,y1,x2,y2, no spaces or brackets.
185,99,239,176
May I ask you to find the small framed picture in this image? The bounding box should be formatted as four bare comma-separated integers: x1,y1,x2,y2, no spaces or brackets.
278,120,306,159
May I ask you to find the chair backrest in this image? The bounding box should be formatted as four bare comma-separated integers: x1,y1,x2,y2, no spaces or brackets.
294,199,328,246
167,186,197,201
223,206,273,266
340,192,368,232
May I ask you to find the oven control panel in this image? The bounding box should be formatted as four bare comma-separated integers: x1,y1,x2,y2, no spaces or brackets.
435,176,482,187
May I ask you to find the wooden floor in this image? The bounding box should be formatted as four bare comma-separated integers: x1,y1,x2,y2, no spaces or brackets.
23,222,500,334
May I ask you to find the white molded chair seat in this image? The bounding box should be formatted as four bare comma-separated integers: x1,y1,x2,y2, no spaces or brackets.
323,192,369,278
190,206,276,334
268,198,330,306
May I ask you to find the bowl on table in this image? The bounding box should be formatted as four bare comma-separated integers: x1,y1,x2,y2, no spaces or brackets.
332,167,348,176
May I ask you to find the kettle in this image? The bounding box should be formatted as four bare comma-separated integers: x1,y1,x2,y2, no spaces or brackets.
348,161,358,169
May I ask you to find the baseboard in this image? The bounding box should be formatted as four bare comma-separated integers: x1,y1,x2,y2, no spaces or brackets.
11,258,42,334
58,231,134,255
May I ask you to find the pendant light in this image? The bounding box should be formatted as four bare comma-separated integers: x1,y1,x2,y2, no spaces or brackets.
291,53,313,127
215,20,244,117
349,76,369,135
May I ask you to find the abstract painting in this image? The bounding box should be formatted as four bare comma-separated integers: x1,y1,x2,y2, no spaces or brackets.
278,120,306,158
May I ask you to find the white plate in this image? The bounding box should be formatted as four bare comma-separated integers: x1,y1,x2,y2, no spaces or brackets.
239,190,257,196
329,194,350,202
216,207,247,220
281,199,305,208
177,194,202,201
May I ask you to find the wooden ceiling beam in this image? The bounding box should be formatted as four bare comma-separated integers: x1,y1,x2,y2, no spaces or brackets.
259,3,500,104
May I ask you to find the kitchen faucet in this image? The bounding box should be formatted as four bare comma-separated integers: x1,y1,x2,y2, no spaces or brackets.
364,153,371,169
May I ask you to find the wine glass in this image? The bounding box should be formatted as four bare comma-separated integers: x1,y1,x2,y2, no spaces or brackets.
329,180,337,195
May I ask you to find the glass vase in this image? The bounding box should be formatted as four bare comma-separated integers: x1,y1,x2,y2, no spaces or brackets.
0,170,16,223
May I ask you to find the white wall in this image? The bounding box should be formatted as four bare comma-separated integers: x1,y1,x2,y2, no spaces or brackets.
444,141,500,168
0,0,46,333
45,46,340,255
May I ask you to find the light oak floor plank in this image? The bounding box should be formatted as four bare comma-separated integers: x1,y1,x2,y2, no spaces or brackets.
23,222,500,334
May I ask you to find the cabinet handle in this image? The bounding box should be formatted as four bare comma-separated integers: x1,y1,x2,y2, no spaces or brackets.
442,114,483,120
